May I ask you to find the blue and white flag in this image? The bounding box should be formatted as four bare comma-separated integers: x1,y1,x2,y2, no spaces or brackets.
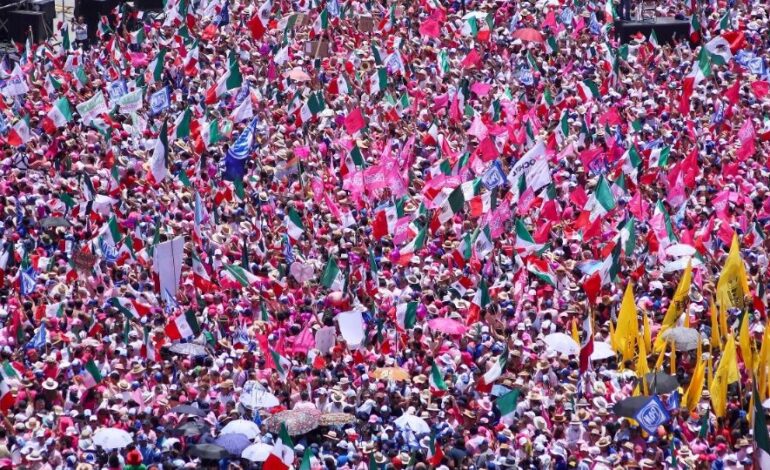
20,267,37,296
667,390,680,411
560,7,574,25
481,160,506,190
107,79,128,101
327,0,340,17
26,323,46,349
518,67,534,86
162,288,180,312
634,395,671,434
283,234,295,264
149,88,170,115
215,0,230,26
589,13,601,35
223,117,258,181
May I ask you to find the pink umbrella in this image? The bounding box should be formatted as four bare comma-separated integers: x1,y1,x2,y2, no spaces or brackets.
511,28,545,43
284,67,312,82
428,318,468,336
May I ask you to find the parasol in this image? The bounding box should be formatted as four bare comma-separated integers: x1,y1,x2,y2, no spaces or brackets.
168,342,209,356
590,342,616,361
427,318,468,336
284,67,312,82
242,443,273,462
189,443,229,460
371,367,411,382
319,412,357,426
665,244,696,258
543,333,580,355
214,433,252,456
660,327,702,351
662,256,703,273
240,386,280,409
613,396,652,419
644,372,679,395
512,27,545,43
264,409,321,436
39,217,71,228
170,405,207,417
394,414,430,434
93,428,133,450
221,419,261,440
172,421,210,437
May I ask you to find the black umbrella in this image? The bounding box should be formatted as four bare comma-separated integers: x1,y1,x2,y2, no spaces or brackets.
188,443,229,460
170,404,207,417
39,217,71,228
172,421,210,437
645,372,679,395
613,396,652,419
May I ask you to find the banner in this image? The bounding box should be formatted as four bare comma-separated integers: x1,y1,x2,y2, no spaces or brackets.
76,92,108,125
149,88,170,115
119,89,144,114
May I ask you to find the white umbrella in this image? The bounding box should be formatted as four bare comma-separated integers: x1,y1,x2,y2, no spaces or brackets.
240,387,280,409
543,333,580,356
590,342,616,361
221,419,261,440
93,428,133,450
394,414,430,434
242,443,273,462
665,244,696,258
662,256,703,273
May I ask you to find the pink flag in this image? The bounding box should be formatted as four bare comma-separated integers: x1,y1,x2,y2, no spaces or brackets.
628,191,650,221
468,115,489,140
488,203,512,238
392,217,411,244
470,82,492,98
344,108,366,134
288,326,315,354
751,81,770,99
461,50,482,69
419,18,441,38
477,137,498,161
294,145,311,158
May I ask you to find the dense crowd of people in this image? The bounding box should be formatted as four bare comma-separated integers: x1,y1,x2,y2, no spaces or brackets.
0,0,769,468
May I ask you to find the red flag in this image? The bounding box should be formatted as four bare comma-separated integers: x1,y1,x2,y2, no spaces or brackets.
247,14,266,39
751,81,770,100
461,49,482,69
419,18,441,38
583,272,601,305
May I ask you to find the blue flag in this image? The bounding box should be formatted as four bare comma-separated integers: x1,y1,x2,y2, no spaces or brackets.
149,88,170,115
223,117,258,181
215,1,230,26
634,396,671,434
26,323,46,349
20,267,37,296
667,390,680,411
282,234,295,264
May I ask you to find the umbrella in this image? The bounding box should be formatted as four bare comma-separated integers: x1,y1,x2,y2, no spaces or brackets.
214,433,252,456
394,414,430,434
189,443,229,460
372,366,411,382
170,405,207,417
427,318,468,336
644,372,679,395
590,342,616,361
242,443,273,462
221,419,261,440
660,327,702,351
613,396,652,419
511,27,545,43
320,412,357,426
665,244,696,258
284,67,312,82
662,256,703,273
240,387,280,409
264,409,321,436
168,342,208,356
543,333,580,356
172,421,210,437
93,428,133,450
39,216,71,228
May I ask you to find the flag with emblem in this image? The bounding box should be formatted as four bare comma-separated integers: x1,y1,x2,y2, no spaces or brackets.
429,362,448,391
165,310,201,341
81,360,103,388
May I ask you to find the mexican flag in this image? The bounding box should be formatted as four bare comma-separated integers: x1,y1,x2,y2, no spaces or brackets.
147,48,167,84
192,252,214,291
8,118,30,146
496,389,520,424
81,360,103,388
42,98,73,133
206,53,243,103
451,233,472,267
0,381,13,412
370,67,388,94
438,186,465,224
172,107,192,139
109,297,151,318
514,219,543,256
472,225,494,258
577,80,600,101
586,176,616,221
396,302,417,330
579,314,594,372
222,263,259,288
527,258,557,287
398,224,428,264
320,257,345,291
372,203,403,239
650,146,670,167
480,347,508,388
429,362,448,392
468,279,489,324
622,146,642,181
753,382,770,469
149,121,169,184
270,349,291,380
285,208,305,240
165,310,201,340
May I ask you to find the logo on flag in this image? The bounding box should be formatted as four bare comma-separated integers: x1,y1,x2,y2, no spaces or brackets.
518,67,534,86
481,160,506,190
634,396,671,434
149,88,170,115
20,267,37,296
107,80,128,101
667,390,680,411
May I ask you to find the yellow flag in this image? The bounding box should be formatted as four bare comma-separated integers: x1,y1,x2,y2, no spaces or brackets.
571,318,580,345
609,319,618,352
719,303,729,341
654,342,667,370
710,302,721,350
669,342,677,375
758,325,770,400
642,308,652,353
637,331,650,394
616,283,639,362
707,352,713,388
655,261,693,352
710,334,739,417
683,341,705,411
716,234,750,312
739,311,753,373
